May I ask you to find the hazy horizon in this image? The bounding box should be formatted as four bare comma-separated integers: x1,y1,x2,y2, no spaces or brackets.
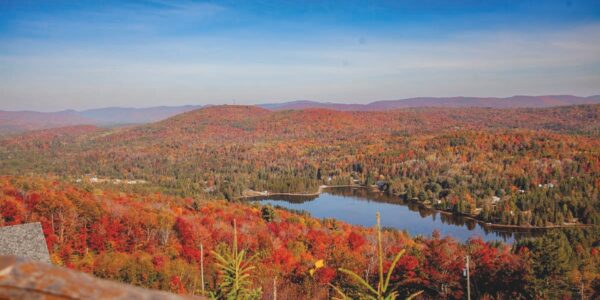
2,0,600,111
1,94,599,113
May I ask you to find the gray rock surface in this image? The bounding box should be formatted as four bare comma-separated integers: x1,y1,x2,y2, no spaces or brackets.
0,223,51,264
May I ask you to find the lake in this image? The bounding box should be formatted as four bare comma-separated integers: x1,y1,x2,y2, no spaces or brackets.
252,187,545,243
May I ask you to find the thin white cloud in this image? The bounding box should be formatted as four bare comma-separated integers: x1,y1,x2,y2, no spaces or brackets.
1,20,599,110
11,1,226,37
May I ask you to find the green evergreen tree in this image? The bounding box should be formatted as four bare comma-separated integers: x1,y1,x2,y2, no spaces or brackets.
210,220,262,300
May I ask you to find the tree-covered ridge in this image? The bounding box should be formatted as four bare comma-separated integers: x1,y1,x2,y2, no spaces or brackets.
1,176,598,299
1,105,599,227
4,104,600,146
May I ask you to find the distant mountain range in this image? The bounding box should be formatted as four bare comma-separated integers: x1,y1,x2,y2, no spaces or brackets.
1,95,598,134
259,95,600,111
78,105,203,124
0,110,91,134
0,105,203,134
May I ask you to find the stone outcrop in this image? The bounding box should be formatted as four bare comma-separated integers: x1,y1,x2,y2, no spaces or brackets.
0,223,51,263
0,256,206,300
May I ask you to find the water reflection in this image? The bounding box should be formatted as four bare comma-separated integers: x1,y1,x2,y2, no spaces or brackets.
251,187,550,243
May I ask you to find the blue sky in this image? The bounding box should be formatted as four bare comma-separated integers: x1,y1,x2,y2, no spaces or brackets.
1,0,600,111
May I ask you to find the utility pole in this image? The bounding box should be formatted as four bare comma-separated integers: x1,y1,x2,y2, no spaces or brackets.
200,243,205,294
273,276,277,300
466,255,471,300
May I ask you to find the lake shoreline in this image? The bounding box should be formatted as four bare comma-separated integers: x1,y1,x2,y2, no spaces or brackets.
237,184,362,198
243,185,592,230
391,191,592,230
431,207,591,230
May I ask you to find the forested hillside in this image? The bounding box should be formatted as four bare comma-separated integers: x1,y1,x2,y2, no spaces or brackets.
1,104,599,228
1,105,599,298
1,176,598,299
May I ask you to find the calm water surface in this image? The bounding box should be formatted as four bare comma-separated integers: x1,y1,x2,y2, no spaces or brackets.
253,187,545,243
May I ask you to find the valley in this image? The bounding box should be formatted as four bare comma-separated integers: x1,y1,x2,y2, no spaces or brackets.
1,104,599,298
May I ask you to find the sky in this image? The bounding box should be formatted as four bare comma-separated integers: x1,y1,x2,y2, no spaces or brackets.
1,0,600,111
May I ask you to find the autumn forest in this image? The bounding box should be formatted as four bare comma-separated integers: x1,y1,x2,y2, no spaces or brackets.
0,104,599,298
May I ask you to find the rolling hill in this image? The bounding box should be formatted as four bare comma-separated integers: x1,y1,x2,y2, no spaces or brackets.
97,103,600,146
